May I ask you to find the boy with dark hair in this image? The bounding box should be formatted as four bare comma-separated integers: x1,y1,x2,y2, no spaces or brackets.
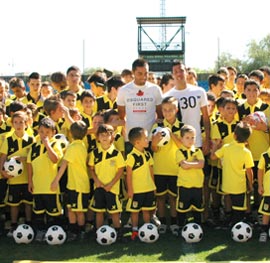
60,90,77,109
66,66,84,112
50,71,67,93
0,111,35,237
27,117,63,241
87,74,106,98
51,120,89,240
151,96,182,235
176,125,205,229
210,97,239,227
238,79,270,219
89,124,125,240
211,122,254,226
80,90,96,129
95,75,124,112
126,127,156,240
208,74,225,98
21,72,43,113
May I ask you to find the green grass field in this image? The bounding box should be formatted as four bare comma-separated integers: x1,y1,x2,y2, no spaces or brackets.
2,225,270,263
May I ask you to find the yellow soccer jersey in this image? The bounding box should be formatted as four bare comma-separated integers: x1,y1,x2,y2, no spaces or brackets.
211,117,239,145
176,145,204,188
63,140,89,193
0,132,34,184
258,149,270,196
238,99,270,161
152,119,182,176
94,94,117,113
21,94,44,113
113,132,125,154
126,147,156,194
80,112,93,129
215,141,254,194
89,144,125,195
27,138,63,194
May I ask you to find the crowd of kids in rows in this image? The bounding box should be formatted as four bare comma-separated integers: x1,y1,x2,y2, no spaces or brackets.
0,62,270,243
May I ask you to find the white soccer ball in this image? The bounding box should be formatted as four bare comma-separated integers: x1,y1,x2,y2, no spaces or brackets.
4,157,24,177
45,225,66,245
53,133,69,149
152,126,171,147
96,225,117,245
181,223,203,243
138,223,159,243
231,222,252,242
248,111,267,127
13,224,34,244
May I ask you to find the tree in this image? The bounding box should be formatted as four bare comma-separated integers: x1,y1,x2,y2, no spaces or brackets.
213,34,270,74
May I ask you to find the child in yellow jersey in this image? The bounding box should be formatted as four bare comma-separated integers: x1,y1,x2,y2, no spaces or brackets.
211,122,254,226
126,127,156,241
89,124,125,231
27,117,63,241
237,79,270,217
84,112,104,232
80,90,96,131
210,97,239,227
176,125,205,229
51,120,89,241
258,147,270,242
151,96,182,235
0,111,34,237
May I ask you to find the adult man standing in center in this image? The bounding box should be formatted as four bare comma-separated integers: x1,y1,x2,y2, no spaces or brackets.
164,60,210,154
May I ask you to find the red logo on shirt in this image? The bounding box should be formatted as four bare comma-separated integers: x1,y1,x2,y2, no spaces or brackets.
136,90,144,96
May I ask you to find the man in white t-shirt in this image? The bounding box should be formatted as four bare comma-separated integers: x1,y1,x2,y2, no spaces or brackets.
117,58,163,145
164,60,210,154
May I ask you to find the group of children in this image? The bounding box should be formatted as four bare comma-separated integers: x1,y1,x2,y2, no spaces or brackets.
0,65,270,245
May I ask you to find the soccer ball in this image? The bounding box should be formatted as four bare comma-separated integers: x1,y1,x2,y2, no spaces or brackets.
152,127,171,147
248,111,267,127
45,225,66,245
231,222,252,242
181,223,203,243
53,133,69,149
138,223,159,243
13,224,34,244
96,225,117,245
4,157,23,177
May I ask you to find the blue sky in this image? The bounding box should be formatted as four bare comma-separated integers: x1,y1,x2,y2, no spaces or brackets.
0,0,269,75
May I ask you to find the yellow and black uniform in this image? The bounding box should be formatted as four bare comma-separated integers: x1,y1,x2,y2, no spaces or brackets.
238,100,270,162
214,141,254,210
94,94,117,113
152,119,183,197
175,145,205,213
67,87,84,113
126,148,156,212
21,93,44,113
258,149,270,215
89,144,125,213
32,112,46,136
0,132,34,205
63,139,89,212
209,117,239,192
27,137,63,216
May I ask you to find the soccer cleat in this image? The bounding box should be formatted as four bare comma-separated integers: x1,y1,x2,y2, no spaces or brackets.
66,231,78,242
259,232,267,242
124,217,132,229
35,230,46,242
130,231,138,241
170,224,180,236
158,224,167,234
6,226,16,238
151,214,161,227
